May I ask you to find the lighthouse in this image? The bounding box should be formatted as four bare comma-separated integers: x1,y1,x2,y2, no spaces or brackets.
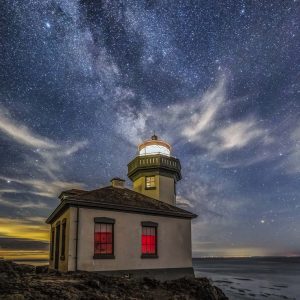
46,133,196,278
127,134,181,205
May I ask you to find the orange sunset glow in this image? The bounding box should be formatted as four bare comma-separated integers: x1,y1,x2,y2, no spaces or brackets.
0,217,49,261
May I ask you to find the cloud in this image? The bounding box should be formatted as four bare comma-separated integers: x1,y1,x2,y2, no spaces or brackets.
182,78,226,142
0,176,86,198
0,250,49,261
37,140,88,177
0,196,48,209
0,108,57,149
0,106,88,178
0,217,50,260
217,119,267,150
0,217,49,241
176,195,195,209
115,77,227,146
192,245,274,258
0,107,87,211
279,124,300,174
116,76,272,168
0,238,48,251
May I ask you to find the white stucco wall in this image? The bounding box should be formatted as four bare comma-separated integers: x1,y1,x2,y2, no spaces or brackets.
72,208,192,272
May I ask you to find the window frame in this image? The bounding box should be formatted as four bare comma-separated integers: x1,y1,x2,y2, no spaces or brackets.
93,217,115,259
141,221,158,258
145,176,156,190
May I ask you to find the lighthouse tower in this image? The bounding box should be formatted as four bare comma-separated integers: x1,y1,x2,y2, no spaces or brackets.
127,135,181,205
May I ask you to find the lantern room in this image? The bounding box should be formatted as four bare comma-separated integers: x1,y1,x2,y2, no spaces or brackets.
138,134,171,157
128,134,181,205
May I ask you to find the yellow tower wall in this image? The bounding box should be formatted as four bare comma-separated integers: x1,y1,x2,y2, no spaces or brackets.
133,175,176,205
159,176,176,205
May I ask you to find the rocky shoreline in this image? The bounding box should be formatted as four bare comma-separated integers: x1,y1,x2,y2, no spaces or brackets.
0,260,228,299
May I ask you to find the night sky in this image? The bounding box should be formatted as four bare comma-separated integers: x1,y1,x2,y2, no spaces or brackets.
0,1,299,259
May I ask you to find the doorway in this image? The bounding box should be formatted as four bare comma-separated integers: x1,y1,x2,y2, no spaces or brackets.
54,224,60,269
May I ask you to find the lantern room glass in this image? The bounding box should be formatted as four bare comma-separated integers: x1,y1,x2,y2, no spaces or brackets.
139,144,170,156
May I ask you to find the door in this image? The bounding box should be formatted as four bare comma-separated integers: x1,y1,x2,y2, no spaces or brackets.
54,224,60,269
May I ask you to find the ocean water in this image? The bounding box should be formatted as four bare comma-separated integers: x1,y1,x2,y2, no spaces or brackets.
193,257,300,300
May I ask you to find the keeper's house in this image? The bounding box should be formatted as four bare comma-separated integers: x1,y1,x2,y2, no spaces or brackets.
46,135,197,279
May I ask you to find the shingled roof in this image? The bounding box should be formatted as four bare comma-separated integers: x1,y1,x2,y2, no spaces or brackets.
46,186,197,223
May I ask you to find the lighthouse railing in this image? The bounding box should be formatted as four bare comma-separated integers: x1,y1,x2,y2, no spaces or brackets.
127,154,181,174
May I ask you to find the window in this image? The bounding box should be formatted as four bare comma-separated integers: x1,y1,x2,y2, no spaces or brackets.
141,222,158,258
60,219,66,260
94,217,115,259
145,176,156,189
50,228,55,260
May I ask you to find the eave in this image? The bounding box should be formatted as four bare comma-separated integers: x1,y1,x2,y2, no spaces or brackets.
46,198,197,224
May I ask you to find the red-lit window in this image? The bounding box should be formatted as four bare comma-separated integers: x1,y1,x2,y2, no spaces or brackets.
94,223,113,257
141,226,157,257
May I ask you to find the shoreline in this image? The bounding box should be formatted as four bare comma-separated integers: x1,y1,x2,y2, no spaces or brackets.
0,259,228,299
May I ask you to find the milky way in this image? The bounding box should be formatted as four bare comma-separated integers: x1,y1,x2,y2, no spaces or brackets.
0,1,299,257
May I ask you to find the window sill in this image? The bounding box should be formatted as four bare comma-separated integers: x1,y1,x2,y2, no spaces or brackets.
93,254,115,259
141,254,158,259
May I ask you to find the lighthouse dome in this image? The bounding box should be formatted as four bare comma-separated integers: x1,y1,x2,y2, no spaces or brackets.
138,135,171,156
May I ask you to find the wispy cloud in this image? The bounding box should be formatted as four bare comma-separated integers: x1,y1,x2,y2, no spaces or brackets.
182,78,226,142
37,140,88,177
0,106,88,215
0,176,85,198
116,76,272,168
0,108,57,149
0,106,88,178
279,124,300,174
217,119,269,151
0,196,48,209
176,195,195,209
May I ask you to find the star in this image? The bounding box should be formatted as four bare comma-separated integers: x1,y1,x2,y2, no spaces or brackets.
0,0,299,259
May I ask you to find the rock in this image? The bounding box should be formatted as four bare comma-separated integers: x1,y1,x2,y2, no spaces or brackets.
0,260,229,300
143,277,160,288
88,279,100,288
35,265,48,274
1,294,25,300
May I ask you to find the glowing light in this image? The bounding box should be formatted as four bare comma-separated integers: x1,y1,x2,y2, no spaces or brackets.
260,219,265,224
139,145,170,156
45,22,51,29
142,227,156,254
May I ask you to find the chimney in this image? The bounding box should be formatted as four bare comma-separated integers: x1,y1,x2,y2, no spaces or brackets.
110,177,125,188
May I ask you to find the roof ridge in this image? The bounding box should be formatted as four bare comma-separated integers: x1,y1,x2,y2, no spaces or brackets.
48,185,197,224
68,185,192,213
